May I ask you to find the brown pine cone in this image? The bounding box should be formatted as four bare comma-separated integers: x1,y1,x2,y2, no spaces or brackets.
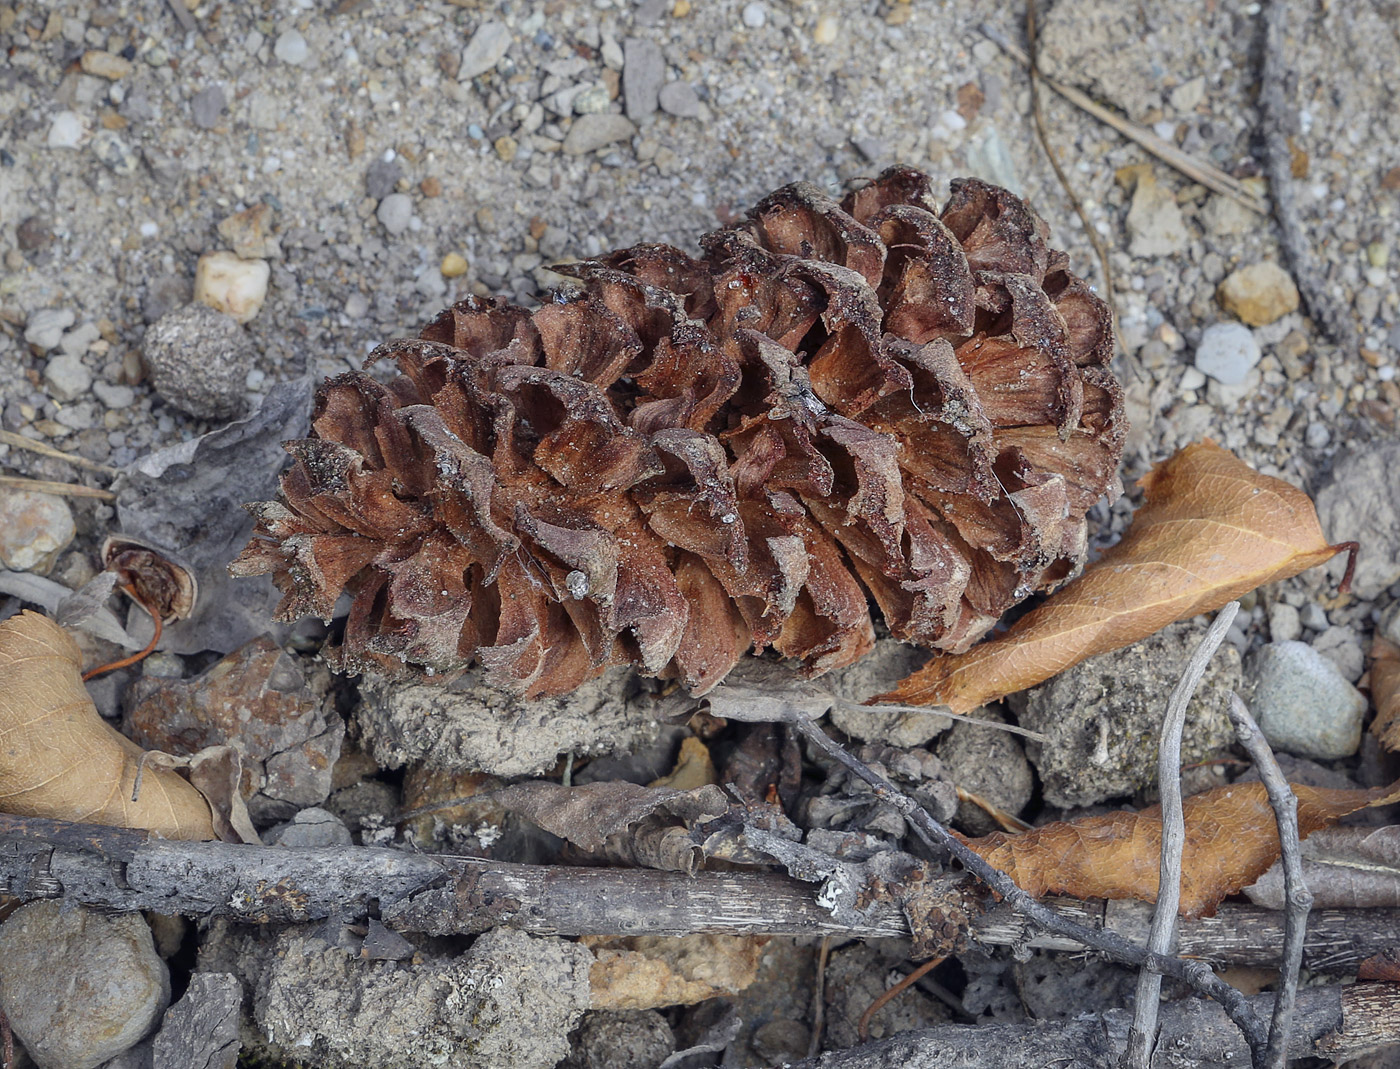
232,168,1124,697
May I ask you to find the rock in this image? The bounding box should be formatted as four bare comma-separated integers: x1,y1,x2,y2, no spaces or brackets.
142,303,256,419
1267,602,1301,642
80,49,132,79
1299,602,1329,632
17,215,53,252
1248,641,1365,759
658,81,701,118
459,20,512,80
1311,625,1364,683
150,973,242,1069
0,901,170,1069
1316,441,1400,599
1201,194,1253,238
93,381,136,409
1217,262,1300,326
216,203,277,259
60,322,100,358
0,489,76,574
563,113,636,155
194,250,270,324
268,807,354,847
1123,169,1188,258
47,110,88,148
440,251,469,278
965,126,1020,194
43,353,93,401
1194,322,1260,385
190,84,226,129
494,134,518,162
565,1010,675,1069
742,1,768,28
89,130,139,175
273,29,308,65
1381,603,1400,646
936,711,1033,836
623,37,664,120
852,136,889,163
1169,76,1205,113
25,307,76,351
573,84,611,115
143,275,192,324
364,157,403,200
812,13,840,44
376,193,413,236
825,640,952,747
1019,620,1241,806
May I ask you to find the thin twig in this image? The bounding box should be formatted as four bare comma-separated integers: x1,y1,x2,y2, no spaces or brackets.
82,585,162,680
788,717,1269,1058
808,935,832,1059
859,955,945,1042
1125,601,1240,1068
956,786,1032,834
1025,0,1120,361
1258,0,1358,350
844,700,1046,742
0,476,116,500
1229,694,1313,1069
0,430,117,476
979,22,1267,214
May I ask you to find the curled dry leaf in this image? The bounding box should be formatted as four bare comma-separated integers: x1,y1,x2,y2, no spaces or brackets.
1245,826,1400,910
1371,636,1400,751
0,611,215,840
877,440,1357,712
962,778,1400,918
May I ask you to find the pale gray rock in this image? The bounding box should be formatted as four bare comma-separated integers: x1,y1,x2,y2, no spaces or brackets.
273,29,308,65
189,85,226,129
623,38,664,120
44,353,93,401
268,807,354,847
1194,322,1261,385
376,192,413,236
460,21,512,80
563,113,636,155
1316,441,1400,599
1310,625,1364,683
658,80,702,118
0,902,169,1069
142,303,254,419
151,973,241,1069
936,711,1033,836
1248,640,1365,759
1125,171,1189,258
24,307,76,351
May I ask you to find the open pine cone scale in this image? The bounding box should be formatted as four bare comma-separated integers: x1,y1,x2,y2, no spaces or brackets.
232,167,1125,698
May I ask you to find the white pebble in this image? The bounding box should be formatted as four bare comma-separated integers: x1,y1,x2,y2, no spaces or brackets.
1194,322,1260,385
194,250,270,324
741,2,767,28
138,220,159,238
274,29,308,65
47,111,88,149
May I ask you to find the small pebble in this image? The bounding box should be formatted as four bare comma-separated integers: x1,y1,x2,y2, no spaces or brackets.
813,14,839,44
89,130,138,175
1248,640,1365,759
16,216,52,252
376,193,413,236
93,381,136,409
623,37,665,120
440,252,469,278
1299,602,1329,631
1194,322,1261,385
563,113,636,155
143,303,256,419
194,250,271,324
190,84,226,129
494,134,519,162
268,807,354,848
742,1,768,28
658,81,702,118
273,29,308,65
344,292,370,318
420,175,443,197
1304,421,1330,448
1267,602,1301,642
47,110,87,149
364,157,403,200
43,354,93,402
1311,625,1365,683
216,203,277,260
1217,261,1300,327
24,307,76,351
81,49,133,80
459,20,512,80
0,489,76,573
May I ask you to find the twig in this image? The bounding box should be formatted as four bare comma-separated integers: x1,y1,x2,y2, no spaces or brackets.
1125,601,1240,1067
0,476,115,500
851,700,1046,743
81,584,162,680
1025,0,1120,359
1258,0,1358,351
859,956,945,1042
1229,694,1313,1069
956,786,1032,834
0,430,117,476
808,935,832,1059
788,717,1269,1057
978,22,1267,214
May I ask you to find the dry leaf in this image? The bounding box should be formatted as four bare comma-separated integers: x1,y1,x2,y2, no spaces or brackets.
0,611,214,839
876,440,1355,712
1371,636,1400,750
648,736,719,791
584,934,766,1010
962,779,1400,917
1359,948,1400,982
1245,825,1400,910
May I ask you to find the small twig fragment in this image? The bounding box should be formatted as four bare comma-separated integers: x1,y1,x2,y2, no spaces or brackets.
0,430,118,476
858,955,945,1042
0,476,115,501
82,585,163,681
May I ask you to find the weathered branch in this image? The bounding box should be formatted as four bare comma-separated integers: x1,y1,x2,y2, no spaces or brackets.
786,983,1398,1069
0,814,1395,972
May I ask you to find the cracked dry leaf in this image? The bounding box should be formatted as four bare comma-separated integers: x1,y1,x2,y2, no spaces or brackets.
0,611,215,839
962,778,1400,918
1371,636,1400,751
877,440,1355,712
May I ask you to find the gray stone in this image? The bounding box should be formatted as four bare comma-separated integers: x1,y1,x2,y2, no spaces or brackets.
623,37,664,120
1316,441,1400,599
0,488,76,573
376,193,413,236
563,113,636,156
24,307,76,351
1299,602,1330,631
190,85,226,129
273,29,308,65
142,303,255,420
93,380,136,409
459,20,512,80
1194,322,1260,385
142,275,192,324
151,973,241,1069
48,110,87,148
1267,602,1301,642
572,84,611,115
364,157,403,200
1019,620,1242,807
658,80,701,118
742,1,768,28
1248,640,1365,759
59,322,101,358
268,807,354,847
1125,171,1188,258
90,130,139,175
825,639,951,747
567,1011,675,1069
936,711,1033,836
1310,625,1365,683
0,901,170,1069
44,354,93,401
1381,602,1400,645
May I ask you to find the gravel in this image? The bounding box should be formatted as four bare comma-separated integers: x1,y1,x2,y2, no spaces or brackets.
189,84,227,129
623,37,665,120
1248,640,1366,759
1194,321,1262,385
376,192,414,236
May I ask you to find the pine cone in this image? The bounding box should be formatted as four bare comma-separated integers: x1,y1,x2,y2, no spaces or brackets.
232,168,1124,697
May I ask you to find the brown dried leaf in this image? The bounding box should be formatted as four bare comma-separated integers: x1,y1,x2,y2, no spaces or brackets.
962,779,1400,917
878,440,1355,712
584,934,767,1010
1359,948,1400,982
1245,826,1400,910
1372,636,1400,751
0,611,215,839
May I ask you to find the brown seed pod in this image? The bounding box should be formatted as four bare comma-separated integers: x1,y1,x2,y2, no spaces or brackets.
101,535,198,622
231,168,1125,697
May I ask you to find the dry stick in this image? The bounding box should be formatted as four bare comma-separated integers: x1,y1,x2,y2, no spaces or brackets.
81,585,162,680
978,23,1266,215
1125,601,1240,1068
1258,0,1358,351
1229,694,1313,1069
1025,0,1119,361
0,430,117,476
0,475,116,500
787,717,1269,1057
808,935,832,1059
858,956,945,1042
